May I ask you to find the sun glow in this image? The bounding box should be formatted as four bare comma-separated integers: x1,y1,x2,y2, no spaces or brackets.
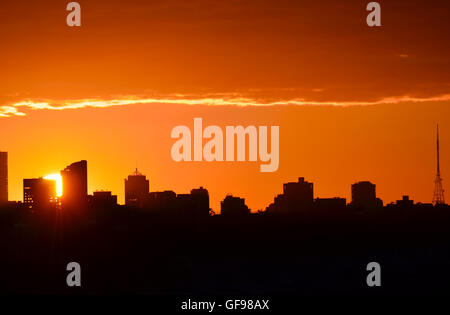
44,174,63,197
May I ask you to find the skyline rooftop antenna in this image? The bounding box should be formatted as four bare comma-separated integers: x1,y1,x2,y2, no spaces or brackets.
433,124,445,205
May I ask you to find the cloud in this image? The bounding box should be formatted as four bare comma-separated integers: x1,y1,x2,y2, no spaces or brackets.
0,106,26,117
2,94,450,118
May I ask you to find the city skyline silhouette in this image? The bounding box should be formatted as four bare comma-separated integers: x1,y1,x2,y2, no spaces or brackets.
0,154,447,213
1,121,448,215
1,152,450,296
1,122,447,211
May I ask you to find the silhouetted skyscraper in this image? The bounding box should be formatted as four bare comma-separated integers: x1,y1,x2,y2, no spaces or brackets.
265,177,314,213
125,168,149,208
23,178,57,208
174,187,210,218
221,195,250,216
190,187,210,217
351,181,382,208
88,191,118,208
0,152,7,204
146,190,176,211
283,177,314,204
61,160,88,210
352,181,375,202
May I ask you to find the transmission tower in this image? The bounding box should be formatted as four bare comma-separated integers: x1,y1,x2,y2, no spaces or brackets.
433,124,445,205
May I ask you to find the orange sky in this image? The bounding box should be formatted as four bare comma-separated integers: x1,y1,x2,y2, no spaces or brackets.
1,0,450,211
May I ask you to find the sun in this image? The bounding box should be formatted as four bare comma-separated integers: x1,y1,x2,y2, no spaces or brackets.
44,174,63,197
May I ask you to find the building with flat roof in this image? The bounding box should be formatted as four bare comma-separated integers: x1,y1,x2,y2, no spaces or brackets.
221,195,250,216
350,181,382,209
266,177,314,213
61,160,88,210
23,178,57,208
89,191,118,208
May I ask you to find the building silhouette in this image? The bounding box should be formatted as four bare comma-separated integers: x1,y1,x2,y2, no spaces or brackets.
395,195,414,207
266,177,314,213
350,181,382,209
221,195,250,216
125,168,149,208
0,152,7,204
146,190,176,211
23,178,57,209
283,177,314,203
174,187,210,217
61,160,88,210
190,187,210,217
176,193,195,215
88,191,118,208
141,187,210,217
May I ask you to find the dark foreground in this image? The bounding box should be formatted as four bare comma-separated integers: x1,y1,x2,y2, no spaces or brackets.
1,204,450,298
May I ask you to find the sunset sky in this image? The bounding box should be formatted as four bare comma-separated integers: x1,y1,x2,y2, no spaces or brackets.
1,0,450,211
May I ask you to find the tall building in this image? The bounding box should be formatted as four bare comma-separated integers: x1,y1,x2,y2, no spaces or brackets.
351,181,382,208
190,186,210,216
23,178,57,208
88,191,118,208
146,190,176,211
125,168,149,208
221,195,250,216
265,177,314,213
283,177,314,205
351,181,375,203
0,152,7,204
174,187,210,218
61,160,88,210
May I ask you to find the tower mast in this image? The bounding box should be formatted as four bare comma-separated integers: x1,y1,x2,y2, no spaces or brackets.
433,124,445,205
437,124,440,176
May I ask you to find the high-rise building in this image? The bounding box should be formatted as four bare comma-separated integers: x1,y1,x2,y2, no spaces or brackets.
88,191,118,208
265,177,314,213
0,152,7,204
146,190,176,211
351,181,382,208
125,168,149,208
174,187,210,217
190,186,210,216
283,177,314,205
23,178,57,208
221,195,250,216
351,181,375,203
61,160,88,210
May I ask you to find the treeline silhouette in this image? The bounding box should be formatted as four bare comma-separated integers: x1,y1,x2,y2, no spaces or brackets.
0,176,450,296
